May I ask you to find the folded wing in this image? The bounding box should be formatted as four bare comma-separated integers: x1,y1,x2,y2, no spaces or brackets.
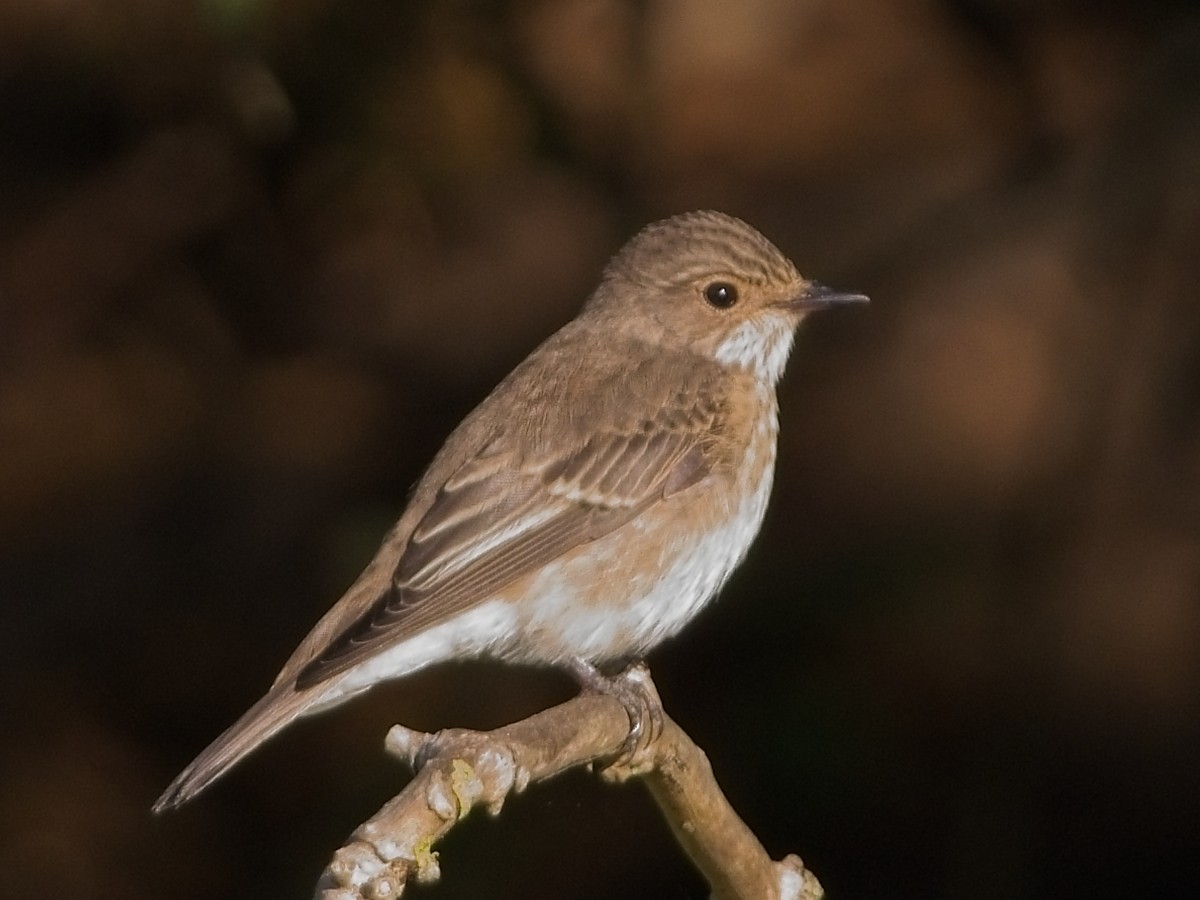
294,404,720,689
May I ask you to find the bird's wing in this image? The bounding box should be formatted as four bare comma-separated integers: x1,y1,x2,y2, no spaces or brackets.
293,394,722,689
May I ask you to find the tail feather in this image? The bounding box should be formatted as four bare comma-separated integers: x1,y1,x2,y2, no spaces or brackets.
153,683,313,812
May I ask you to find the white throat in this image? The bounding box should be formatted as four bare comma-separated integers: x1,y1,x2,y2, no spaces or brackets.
713,314,798,384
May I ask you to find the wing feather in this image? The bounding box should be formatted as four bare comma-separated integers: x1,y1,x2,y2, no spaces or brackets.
294,376,727,689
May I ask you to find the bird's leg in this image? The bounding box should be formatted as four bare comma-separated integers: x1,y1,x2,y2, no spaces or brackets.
567,658,665,773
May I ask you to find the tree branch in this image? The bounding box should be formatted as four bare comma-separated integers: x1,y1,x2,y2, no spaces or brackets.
314,670,821,900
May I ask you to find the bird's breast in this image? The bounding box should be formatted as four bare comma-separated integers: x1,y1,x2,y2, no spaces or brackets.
504,388,780,664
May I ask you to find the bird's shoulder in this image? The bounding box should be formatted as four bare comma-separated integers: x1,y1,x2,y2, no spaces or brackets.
488,325,743,450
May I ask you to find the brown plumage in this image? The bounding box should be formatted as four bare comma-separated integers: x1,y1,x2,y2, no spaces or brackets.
153,210,866,812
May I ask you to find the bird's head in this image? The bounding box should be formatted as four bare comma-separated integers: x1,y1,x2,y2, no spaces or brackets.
586,210,867,384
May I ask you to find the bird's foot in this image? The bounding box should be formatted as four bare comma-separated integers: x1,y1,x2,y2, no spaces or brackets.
567,658,664,778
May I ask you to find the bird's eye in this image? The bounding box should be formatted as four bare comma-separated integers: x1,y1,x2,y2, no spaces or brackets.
703,281,738,309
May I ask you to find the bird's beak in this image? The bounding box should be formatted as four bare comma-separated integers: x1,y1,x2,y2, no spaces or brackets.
790,281,870,310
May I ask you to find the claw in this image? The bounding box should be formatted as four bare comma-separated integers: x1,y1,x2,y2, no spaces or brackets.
568,658,664,773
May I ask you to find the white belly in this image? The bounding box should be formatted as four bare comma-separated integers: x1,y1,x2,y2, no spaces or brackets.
509,406,779,663
329,397,780,696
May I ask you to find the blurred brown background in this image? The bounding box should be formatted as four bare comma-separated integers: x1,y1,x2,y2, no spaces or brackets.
2,1,1199,898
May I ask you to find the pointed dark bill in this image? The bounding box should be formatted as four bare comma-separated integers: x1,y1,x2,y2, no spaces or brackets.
792,281,870,310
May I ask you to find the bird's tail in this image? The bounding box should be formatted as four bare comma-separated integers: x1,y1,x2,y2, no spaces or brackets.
152,683,313,812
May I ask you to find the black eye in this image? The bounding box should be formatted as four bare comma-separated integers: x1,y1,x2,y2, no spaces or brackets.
704,281,738,308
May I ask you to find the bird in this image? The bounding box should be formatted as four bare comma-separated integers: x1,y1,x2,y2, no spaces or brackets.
153,209,866,812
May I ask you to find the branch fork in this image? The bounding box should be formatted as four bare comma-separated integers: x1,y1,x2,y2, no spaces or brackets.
314,667,821,900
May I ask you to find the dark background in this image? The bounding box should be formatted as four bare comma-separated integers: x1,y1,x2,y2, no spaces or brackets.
3,1,1199,898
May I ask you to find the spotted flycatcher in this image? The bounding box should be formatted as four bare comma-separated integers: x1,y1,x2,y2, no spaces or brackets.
154,210,866,811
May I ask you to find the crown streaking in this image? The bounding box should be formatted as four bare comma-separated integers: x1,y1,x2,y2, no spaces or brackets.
601,210,799,292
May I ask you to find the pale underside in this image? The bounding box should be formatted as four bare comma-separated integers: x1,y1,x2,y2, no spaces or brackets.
295,365,782,711
327,397,778,705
